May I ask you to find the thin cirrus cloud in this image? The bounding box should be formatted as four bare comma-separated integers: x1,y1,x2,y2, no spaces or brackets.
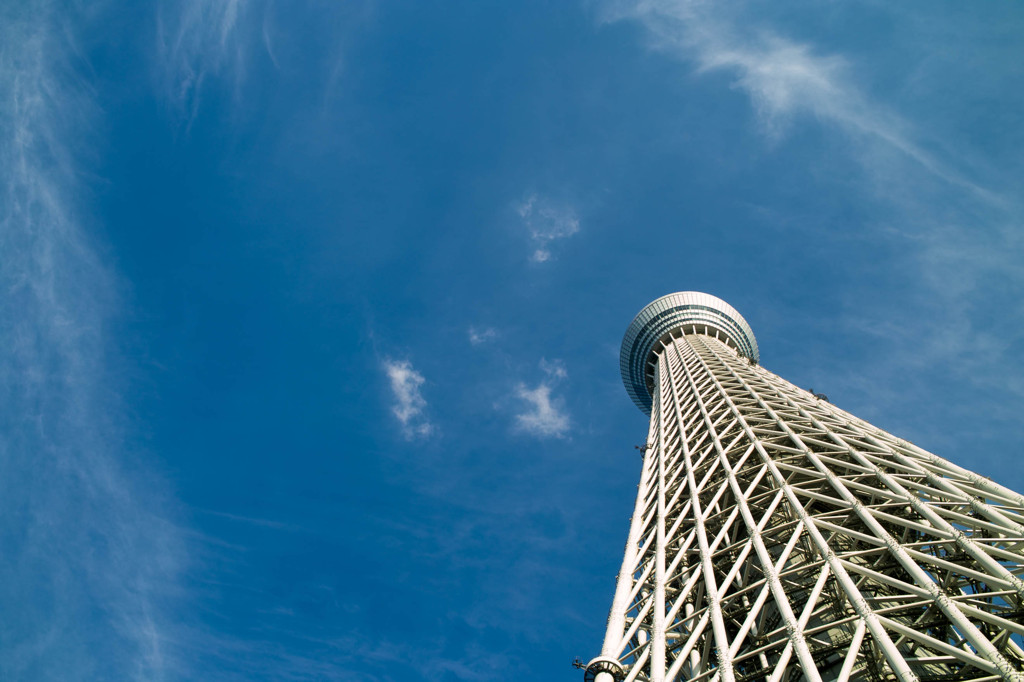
1,4,185,681
513,360,570,438
383,359,435,440
154,1,354,123
156,0,248,122
605,0,1024,423
516,193,580,263
602,0,993,201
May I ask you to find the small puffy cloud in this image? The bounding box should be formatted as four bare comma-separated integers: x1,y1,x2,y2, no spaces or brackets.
517,194,580,263
382,359,434,440
468,326,498,346
513,360,570,438
539,358,567,380
514,385,570,438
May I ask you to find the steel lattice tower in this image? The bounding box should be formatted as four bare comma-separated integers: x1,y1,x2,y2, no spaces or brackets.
585,292,1024,682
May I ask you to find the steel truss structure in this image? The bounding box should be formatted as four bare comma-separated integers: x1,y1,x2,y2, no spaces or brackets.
587,293,1024,682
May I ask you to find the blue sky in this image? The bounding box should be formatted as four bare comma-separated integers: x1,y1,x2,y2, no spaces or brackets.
2,1,1023,680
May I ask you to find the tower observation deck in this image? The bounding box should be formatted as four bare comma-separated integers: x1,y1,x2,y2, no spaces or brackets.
586,292,1024,682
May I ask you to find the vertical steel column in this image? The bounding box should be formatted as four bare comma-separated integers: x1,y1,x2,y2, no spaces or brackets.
650,354,668,681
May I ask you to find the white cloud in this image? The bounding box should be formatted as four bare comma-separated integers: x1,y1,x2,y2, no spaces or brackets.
156,0,249,123
154,2,359,125
604,0,1024,430
515,385,570,438
516,194,580,263
468,326,498,346
539,358,567,380
383,359,435,440
513,360,570,438
1,4,185,679
603,0,991,199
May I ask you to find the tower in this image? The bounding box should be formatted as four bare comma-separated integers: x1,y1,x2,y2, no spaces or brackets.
585,292,1024,682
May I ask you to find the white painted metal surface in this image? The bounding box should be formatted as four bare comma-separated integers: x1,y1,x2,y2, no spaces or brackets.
586,294,1024,682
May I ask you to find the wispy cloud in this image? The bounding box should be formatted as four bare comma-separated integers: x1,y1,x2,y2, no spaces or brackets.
602,0,992,200
468,326,498,346
156,0,250,123
1,4,185,680
516,193,580,263
383,359,435,440
606,1,1024,446
513,360,570,438
154,1,364,125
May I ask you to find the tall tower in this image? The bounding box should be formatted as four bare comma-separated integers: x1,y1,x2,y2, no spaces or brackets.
585,292,1024,682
